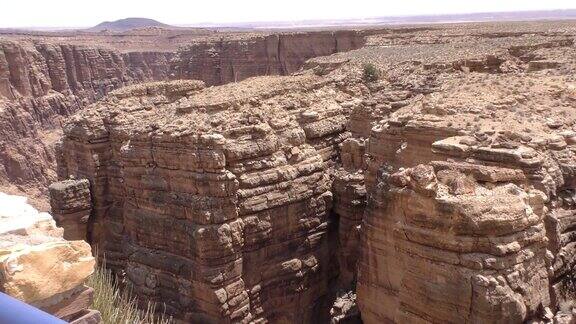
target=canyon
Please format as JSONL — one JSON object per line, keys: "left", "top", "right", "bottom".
{"left": 0, "top": 27, "right": 366, "bottom": 209}
{"left": 3, "top": 20, "right": 576, "bottom": 323}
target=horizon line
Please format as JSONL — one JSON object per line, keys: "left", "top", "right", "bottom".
{"left": 2, "top": 8, "right": 576, "bottom": 30}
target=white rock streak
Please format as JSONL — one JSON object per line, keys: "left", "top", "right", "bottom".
{"left": 0, "top": 192, "right": 53, "bottom": 235}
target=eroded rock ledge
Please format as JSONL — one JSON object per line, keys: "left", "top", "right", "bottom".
{"left": 0, "top": 30, "right": 366, "bottom": 208}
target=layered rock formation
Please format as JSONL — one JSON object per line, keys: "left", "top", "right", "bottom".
{"left": 49, "top": 179, "right": 92, "bottom": 241}
{"left": 0, "top": 41, "right": 174, "bottom": 209}
{"left": 315, "top": 25, "right": 576, "bottom": 323}
{"left": 0, "top": 192, "right": 99, "bottom": 322}
{"left": 350, "top": 44, "right": 576, "bottom": 322}
{"left": 51, "top": 21, "right": 576, "bottom": 323}
{"left": 175, "top": 31, "right": 365, "bottom": 85}
{"left": 358, "top": 163, "right": 550, "bottom": 322}
{"left": 54, "top": 73, "right": 360, "bottom": 322}
{"left": 0, "top": 30, "right": 366, "bottom": 208}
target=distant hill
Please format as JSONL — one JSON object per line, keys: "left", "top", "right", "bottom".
{"left": 88, "top": 18, "right": 172, "bottom": 32}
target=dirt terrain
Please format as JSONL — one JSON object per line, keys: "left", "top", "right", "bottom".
{"left": 42, "top": 20, "right": 576, "bottom": 323}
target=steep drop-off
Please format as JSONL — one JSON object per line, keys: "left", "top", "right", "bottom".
{"left": 0, "top": 40, "right": 174, "bottom": 208}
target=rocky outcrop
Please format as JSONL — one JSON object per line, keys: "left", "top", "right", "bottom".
{"left": 352, "top": 62, "right": 576, "bottom": 322}
{"left": 50, "top": 22, "right": 576, "bottom": 323}
{"left": 0, "top": 42, "right": 173, "bottom": 101}
{"left": 176, "top": 31, "right": 365, "bottom": 85}
{"left": 330, "top": 291, "right": 360, "bottom": 323}
{"left": 0, "top": 192, "right": 99, "bottom": 322}
{"left": 307, "top": 28, "right": 576, "bottom": 323}
{"left": 0, "top": 42, "right": 174, "bottom": 209}
{"left": 357, "top": 162, "right": 550, "bottom": 322}
{"left": 54, "top": 74, "right": 360, "bottom": 322}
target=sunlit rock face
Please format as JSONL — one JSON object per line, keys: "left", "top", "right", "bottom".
{"left": 0, "top": 30, "right": 366, "bottom": 209}
{"left": 357, "top": 163, "right": 550, "bottom": 323}
{"left": 54, "top": 74, "right": 359, "bottom": 322}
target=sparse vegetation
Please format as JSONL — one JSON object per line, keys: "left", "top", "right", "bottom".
{"left": 362, "top": 63, "right": 380, "bottom": 82}
{"left": 88, "top": 262, "right": 173, "bottom": 324}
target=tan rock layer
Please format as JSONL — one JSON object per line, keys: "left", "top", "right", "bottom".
{"left": 50, "top": 24, "right": 576, "bottom": 323}
{"left": 0, "top": 196, "right": 98, "bottom": 322}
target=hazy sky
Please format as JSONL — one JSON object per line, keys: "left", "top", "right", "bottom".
{"left": 2, "top": 0, "right": 575, "bottom": 27}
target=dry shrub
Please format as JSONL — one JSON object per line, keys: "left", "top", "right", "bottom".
{"left": 363, "top": 63, "right": 379, "bottom": 82}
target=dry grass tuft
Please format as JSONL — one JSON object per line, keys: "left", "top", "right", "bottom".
{"left": 87, "top": 262, "right": 173, "bottom": 324}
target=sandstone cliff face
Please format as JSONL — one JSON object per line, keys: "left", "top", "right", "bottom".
{"left": 55, "top": 74, "right": 360, "bottom": 322}
{"left": 49, "top": 179, "right": 92, "bottom": 241}
{"left": 0, "top": 30, "right": 365, "bottom": 208}
{"left": 0, "top": 41, "right": 174, "bottom": 209}
{"left": 307, "top": 27, "right": 576, "bottom": 323}
{"left": 0, "top": 42, "right": 172, "bottom": 101}
{"left": 358, "top": 162, "right": 550, "bottom": 323}
{"left": 176, "top": 31, "right": 365, "bottom": 85}
{"left": 350, "top": 37, "right": 576, "bottom": 322}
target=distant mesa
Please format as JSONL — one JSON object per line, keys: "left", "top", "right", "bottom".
{"left": 87, "top": 17, "right": 173, "bottom": 32}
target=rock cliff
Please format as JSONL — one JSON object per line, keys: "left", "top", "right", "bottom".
{"left": 340, "top": 30, "right": 576, "bottom": 323}
{"left": 0, "top": 41, "right": 174, "bottom": 209}
{"left": 175, "top": 31, "right": 364, "bottom": 85}
{"left": 52, "top": 21, "right": 576, "bottom": 323}
{"left": 55, "top": 74, "right": 358, "bottom": 322}
{"left": 49, "top": 179, "right": 92, "bottom": 241}
{"left": 325, "top": 24, "right": 576, "bottom": 323}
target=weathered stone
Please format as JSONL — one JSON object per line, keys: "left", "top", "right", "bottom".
{"left": 358, "top": 164, "right": 550, "bottom": 323}
{"left": 55, "top": 75, "right": 354, "bottom": 322}
{"left": 0, "top": 30, "right": 366, "bottom": 209}
{"left": 49, "top": 179, "right": 92, "bottom": 241}
{"left": 36, "top": 22, "right": 576, "bottom": 323}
